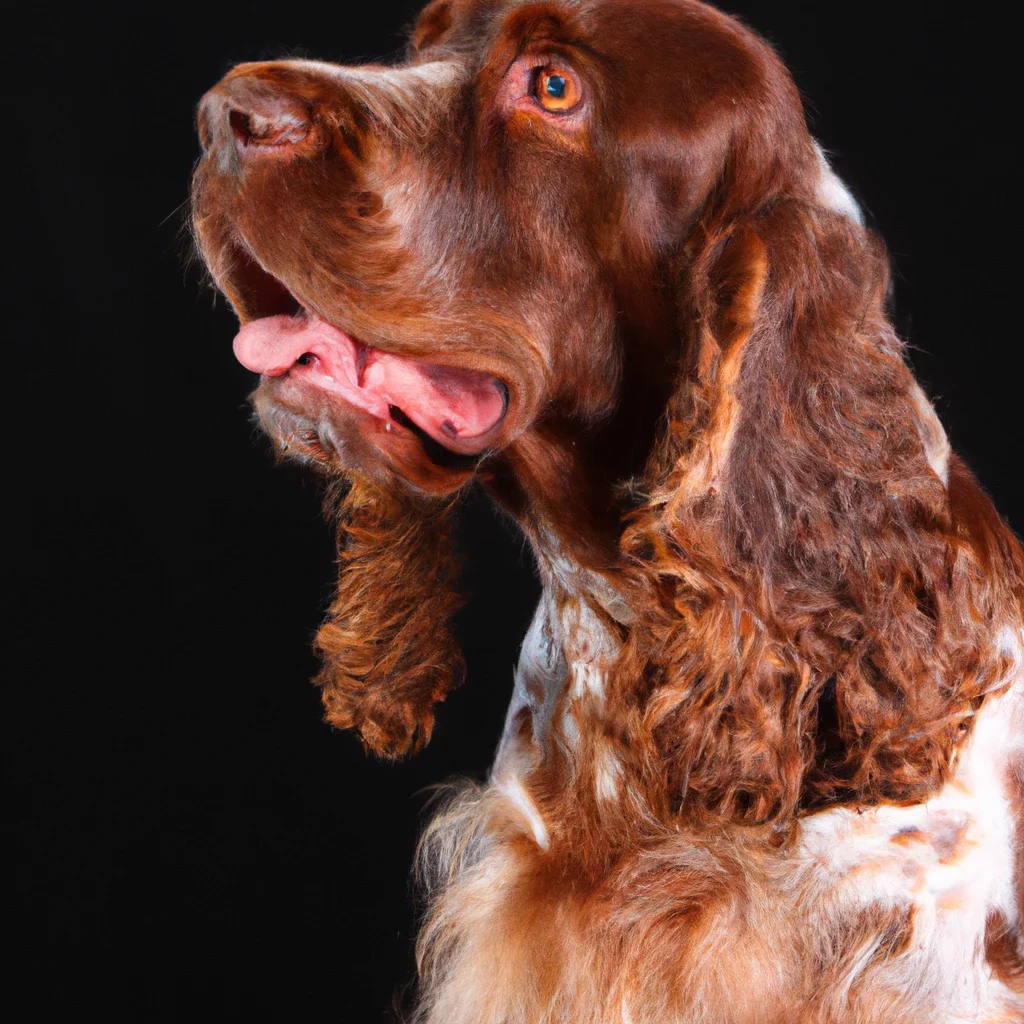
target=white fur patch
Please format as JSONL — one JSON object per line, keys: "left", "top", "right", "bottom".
{"left": 495, "top": 589, "right": 566, "bottom": 768}
{"left": 794, "top": 656, "right": 1023, "bottom": 1018}
{"left": 595, "top": 745, "right": 623, "bottom": 802}
{"left": 564, "top": 599, "right": 613, "bottom": 703}
{"left": 909, "top": 380, "right": 952, "bottom": 484}
{"left": 814, "top": 141, "right": 864, "bottom": 225}
{"left": 495, "top": 772, "right": 550, "bottom": 851}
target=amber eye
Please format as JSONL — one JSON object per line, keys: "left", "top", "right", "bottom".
{"left": 533, "top": 65, "right": 581, "bottom": 112}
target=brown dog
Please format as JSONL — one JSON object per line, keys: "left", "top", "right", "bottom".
{"left": 192, "top": 2, "right": 1024, "bottom": 1020}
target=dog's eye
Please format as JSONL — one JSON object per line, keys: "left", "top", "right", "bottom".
{"left": 533, "top": 65, "right": 580, "bottom": 112}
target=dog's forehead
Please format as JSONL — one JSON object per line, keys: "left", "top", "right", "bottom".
{"left": 411, "top": 0, "right": 708, "bottom": 55}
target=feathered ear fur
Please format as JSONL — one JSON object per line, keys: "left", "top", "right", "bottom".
{"left": 314, "top": 475, "right": 465, "bottom": 757}
{"left": 618, "top": 199, "right": 1020, "bottom": 826}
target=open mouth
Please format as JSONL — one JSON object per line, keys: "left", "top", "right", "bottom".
{"left": 227, "top": 255, "right": 509, "bottom": 458}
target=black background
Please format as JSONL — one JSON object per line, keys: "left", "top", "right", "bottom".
{"left": 10, "top": 1, "right": 1019, "bottom": 1018}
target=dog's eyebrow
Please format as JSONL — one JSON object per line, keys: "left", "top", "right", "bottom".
{"left": 488, "top": 3, "right": 607, "bottom": 72}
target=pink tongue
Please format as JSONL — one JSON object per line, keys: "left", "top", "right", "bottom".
{"left": 233, "top": 313, "right": 506, "bottom": 447}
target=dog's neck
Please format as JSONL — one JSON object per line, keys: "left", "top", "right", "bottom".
{"left": 480, "top": 306, "right": 681, "bottom": 573}
{"left": 492, "top": 526, "right": 628, "bottom": 788}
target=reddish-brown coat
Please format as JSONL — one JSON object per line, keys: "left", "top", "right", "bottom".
{"left": 192, "top": 1, "right": 1024, "bottom": 1018}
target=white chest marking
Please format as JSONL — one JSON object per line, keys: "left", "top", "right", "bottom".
{"left": 794, "top": 634, "right": 1023, "bottom": 1015}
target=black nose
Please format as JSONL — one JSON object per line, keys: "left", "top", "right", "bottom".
{"left": 198, "top": 73, "right": 314, "bottom": 163}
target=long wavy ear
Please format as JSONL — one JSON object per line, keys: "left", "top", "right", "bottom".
{"left": 314, "top": 475, "right": 464, "bottom": 758}
{"left": 619, "top": 200, "right": 1019, "bottom": 826}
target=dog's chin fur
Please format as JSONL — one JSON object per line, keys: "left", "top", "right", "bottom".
{"left": 314, "top": 474, "right": 465, "bottom": 758}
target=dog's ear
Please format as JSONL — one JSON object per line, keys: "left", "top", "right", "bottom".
{"left": 618, "top": 201, "right": 1014, "bottom": 825}
{"left": 314, "top": 476, "right": 464, "bottom": 757}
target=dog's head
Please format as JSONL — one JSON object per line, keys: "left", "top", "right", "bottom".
{"left": 193, "top": 0, "right": 1020, "bottom": 821}
{"left": 193, "top": 0, "right": 816, "bottom": 495}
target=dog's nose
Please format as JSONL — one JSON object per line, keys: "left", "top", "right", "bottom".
{"left": 198, "top": 72, "right": 315, "bottom": 162}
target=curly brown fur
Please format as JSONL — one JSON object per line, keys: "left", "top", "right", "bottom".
{"left": 192, "top": 0, "right": 1024, "bottom": 1018}
{"left": 315, "top": 476, "right": 464, "bottom": 757}
{"left": 613, "top": 201, "right": 1019, "bottom": 827}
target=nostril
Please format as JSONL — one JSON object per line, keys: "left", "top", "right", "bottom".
{"left": 229, "top": 109, "right": 256, "bottom": 146}
{"left": 227, "top": 106, "right": 310, "bottom": 151}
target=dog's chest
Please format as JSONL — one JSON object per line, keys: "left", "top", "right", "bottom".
{"left": 490, "top": 559, "right": 1024, "bottom": 1018}
{"left": 789, "top": 661, "right": 1023, "bottom": 1016}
